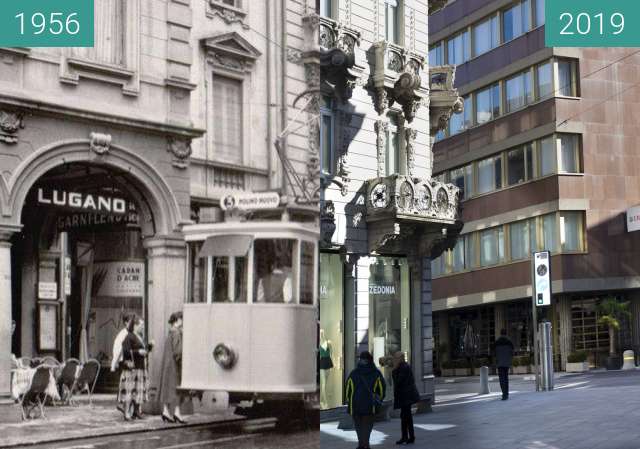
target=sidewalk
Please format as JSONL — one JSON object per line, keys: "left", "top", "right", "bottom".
{"left": 0, "top": 394, "right": 242, "bottom": 448}
{"left": 321, "top": 375, "right": 640, "bottom": 449}
{"left": 435, "top": 371, "right": 580, "bottom": 385}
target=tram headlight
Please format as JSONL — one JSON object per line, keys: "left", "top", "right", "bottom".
{"left": 213, "top": 343, "right": 237, "bottom": 369}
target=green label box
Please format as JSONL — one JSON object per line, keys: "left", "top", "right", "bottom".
{"left": 0, "top": 0, "right": 94, "bottom": 47}
{"left": 546, "top": 0, "right": 640, "bottom": 47}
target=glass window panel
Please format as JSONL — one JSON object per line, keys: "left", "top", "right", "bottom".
{"left": 452, "top": 238, "right": 465, "bottom": 272}
{"left": 477, "top": 156, "right": 501, "bottom": 194}
{"left": 450, "top": 164, "right": 473, "bottom": 200}
{"left": 557, "top": 60, "right": 575, "bottom": 96}
{"left": 476, "top": 85, "right": 499, "bottom": 125}
{"left": 558, "top": 134, "right": 579, "bottom": 173}
{"left": 449, "top": 109, "right": 464, "bottom": 136}
{"left": 300, "top": 241, "right": 315, "bottom": 304}
{"left": 560, "top": 212, "right": 582, "bottom": 251}
{"left": 213, "top": 76, "right": 243, "bottom": 164}
{"left": 463, "top": 95, "right": 473, "bottom": 128}
{"left": 480, "top": 228, "right": 503, "bottom": 266}
{"left": 525, "top": 143, "right": 534, "bottom": 180}
{"left": 542, "top": 214, "right": 557, "bottom": 252}
{"left": 506, "top": 73, "right": 525, "bottom": 112}
{"left": 539, "top": 136, "right": 556, "bottom": 176}
{"left": 508, "top": 147, "right": 526, "bottom": 186}
{"left": 491, "top": 84, "right": 501, "bottom": 119}
{"left": 386, "top": 114, "right": 401, "bottom": 175}
{"left": 510, "top": 220, "right": 530, "bottom": 260}
{"left": 321, "top": 114, "right": 333, "bottom": 173}
{"left": 535, "top": 0, "right": 545, "bottom": 26}
{"left": 431, "top": 256, "right": 442, "bottom": 277}
{"left": 503, "top": 0, "right": 530, "bottom": 42}
{"left": 385, "top": 0, "right": 399, "bottom": 44}
{"left": 447, "top": 31, "right": 470, "bottom": 65}
{"left": 537, "top": 62, "right": 553, "bottom": 100}
{"left": 254, "top": 239, "right": 295, "bottom": 303}
{"left": 530, "top": 218, "right": 538, "bottom": 252}
{"left": 524, "top": 70, "right": 534, "bottom": 104}
{"left": 465, "top": 234, "right": 477, "bottom": 268}
{"left": 473, "top": 16, "right": 498, "bottom": 56}
{"left": 429, "top": 44, "right": 444, "bottom": 66}
{"left": 494, "top": 154, "right": 502, "bottom": 190}
{"left": 320, "top": 0, "right": 332, "bottom": 17}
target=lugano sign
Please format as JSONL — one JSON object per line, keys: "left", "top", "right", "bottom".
{"left": 37, "top": 188, "right": 128, "bottom": 214}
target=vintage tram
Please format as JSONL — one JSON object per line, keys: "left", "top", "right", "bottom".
{"left": 180, "top": 202, "right": 318, "bottom": 414}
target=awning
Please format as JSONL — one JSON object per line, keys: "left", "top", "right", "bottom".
{"left": 198, "top": 235, "right": 253, "bottom": 258}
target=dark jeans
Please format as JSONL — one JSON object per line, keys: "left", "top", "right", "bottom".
{"left": 400, "top": 405, "right": 415, "bottom": 440}
{"left": 498, "top": 366, "right": 509, "bottom": 398}
{"left": 352, "top": 414, "right": 375, "bottom": 448}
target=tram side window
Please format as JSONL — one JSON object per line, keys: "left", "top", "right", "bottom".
{"left": 189, "top": 242, "right": 207, "bottom": 303}
{"left": 300, "top": 241, "right": 315, "bottom": 305}
{"left": 254, "top": 239, "right": 294, "bottom": 303}
{"left": 211, "top": 256, "right": 248, "bottom": 303}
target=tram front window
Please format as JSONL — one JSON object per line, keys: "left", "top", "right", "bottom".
{"left": 300, "top": 241, "right": 315, "bottom": 305}
{"left": 254, "top": 239, "right": 294, "bottom": 303}
{"left": 211, "top": 256, "right": 248, "bottom": 303}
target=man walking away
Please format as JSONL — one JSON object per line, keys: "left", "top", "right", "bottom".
{"left": 392, "top": 352, "right": 420, "bottom": 445}
{"left": 345, "top": 351, "right": 386, "bottom": 449}
{"left": 495, "top": 329, "right": 514, "bottom": 400}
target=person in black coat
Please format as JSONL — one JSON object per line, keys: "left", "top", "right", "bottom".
{"left": 494, "top": 329, "right": 514, "bottom": 400}
{"left": 392, "top": 352, "right": 420, "bottom": 445}
{"left": 345, "top": 351, "right": 386, "bottom": 449}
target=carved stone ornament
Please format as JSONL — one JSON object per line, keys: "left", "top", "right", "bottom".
{"left": 429, "top": 65, "right": 464, "bottom": 135}
{"left": 203, "top": 32, "right": 262, "bottom": 74}
{"left": 0, "top": 111, "right": 24, "bottom": 144}
{"left": 374, "top": 120, "right": 388, "bottom": 177}
{"left": 168, "top": 138, "right": 192, "bottom": 169}
{"left": 208, "top": 1, "right": 249, "bottom": 30}
{"left": 319, "top": 18, "right": 362, "bottom": 102}
{"left": 320, "top": 200, "right": 336, "bottom": 248}
{"left": 370, "top": 42, "right": 427, "bottom": 122}
{"left": 89, "top": 132, "right": 112, "bottom": 155}
{"left": 404, "top": 127, "right": 417, "bottom": 179}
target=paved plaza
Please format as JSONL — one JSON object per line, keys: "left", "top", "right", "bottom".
{"left": 321, "top": 371, "right": 640, "bottom": 449}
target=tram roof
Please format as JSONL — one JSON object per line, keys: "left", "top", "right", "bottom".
{"left": 182, "top": 220, "right": 319, "bottom": 242}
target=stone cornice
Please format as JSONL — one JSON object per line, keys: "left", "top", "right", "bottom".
{"left": 0, "top": 91, "right": 204, "bottom": 139}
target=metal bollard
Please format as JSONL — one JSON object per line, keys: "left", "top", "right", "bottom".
{"left": 622, "top": 350, "right": 635, "bottom": 370}
{"left": 479, "top": 366, "right": 490, "bottom": 395}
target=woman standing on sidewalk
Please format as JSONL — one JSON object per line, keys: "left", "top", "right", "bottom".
{"left": 118, "top": 315, "right": 150, "bottom": 421}
{"left": 159, "top": 311, "right": 187, "bottom": 424}
{"left": 392, "top": 352, "right": 420, "bottom": 445}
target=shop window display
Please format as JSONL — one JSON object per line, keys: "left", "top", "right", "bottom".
{"left": 369, "top": 257, "right": 410, "bottom": 402}
{"left": 319, "top": 253, "right": 344, "bottom": 410}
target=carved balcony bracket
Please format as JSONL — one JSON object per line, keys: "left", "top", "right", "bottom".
{"left": 89, "top": 132, "right": 111, "bottom": 155}
{"left": 429, "top": 65, "right": 463, "bottom": 135}
{"left": 0, "top": 111, "right": 24, "bottom": 144}
{"left": 320, "top": 200, "right": 337, "bottom": 249}
{"left": 365, "top": 174, "right": 463, "bottom": 254}
{"left": 167, "top": 137, "right": 192, "bottom": 169}
{"left": 320, "top": 17, "right": 362, "bottom": 102}
{"left": 369, "top": 42, "right": 427, "bottom": 121}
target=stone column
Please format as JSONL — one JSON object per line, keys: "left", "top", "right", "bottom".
{"left": 0, "top": 229, "right": 16, "bottom": 396}
{"left": 556, "top": 295, "right": 573, "bottom": 371}
{"left": 494, "top": 303, "right": 506, "bottom": 339}
{"left": 142, "top": 235, "right": 187, "bottom": 414}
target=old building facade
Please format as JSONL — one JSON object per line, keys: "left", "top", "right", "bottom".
{"left": 430, "top": 0, "right": 640, "bottom": 372}
{"left": 319, "top": 0, "right": 461, "bottom": 414}
{"left": 0, "top": 0, "right": 319, "bottom": 411}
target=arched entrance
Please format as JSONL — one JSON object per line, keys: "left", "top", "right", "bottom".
{"left": 1, "top": 140, "right": 187, "bottom": 400}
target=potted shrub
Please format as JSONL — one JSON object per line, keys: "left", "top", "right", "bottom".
{"left": 597, "top": 297, "right": 631, "bottom": 370}
{"left": 566, "top": 350, "right": 589, "bottom": 372}
{"left": 440, "top": 360, "right": 455, "bottom": 377}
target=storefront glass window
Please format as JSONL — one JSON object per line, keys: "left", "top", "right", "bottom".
{"left": 506, "top": 301, "right": 533, "bottom": 354}
{"left": 319, "top": 253, "right": 344, "bottom": 410}
{"left": 369, "top": 257, "right": 410, "bottom": 402}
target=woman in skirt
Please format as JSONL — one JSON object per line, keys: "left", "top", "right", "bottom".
{"left": 118, "top": 315, "right": 150, "bottom": 421}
